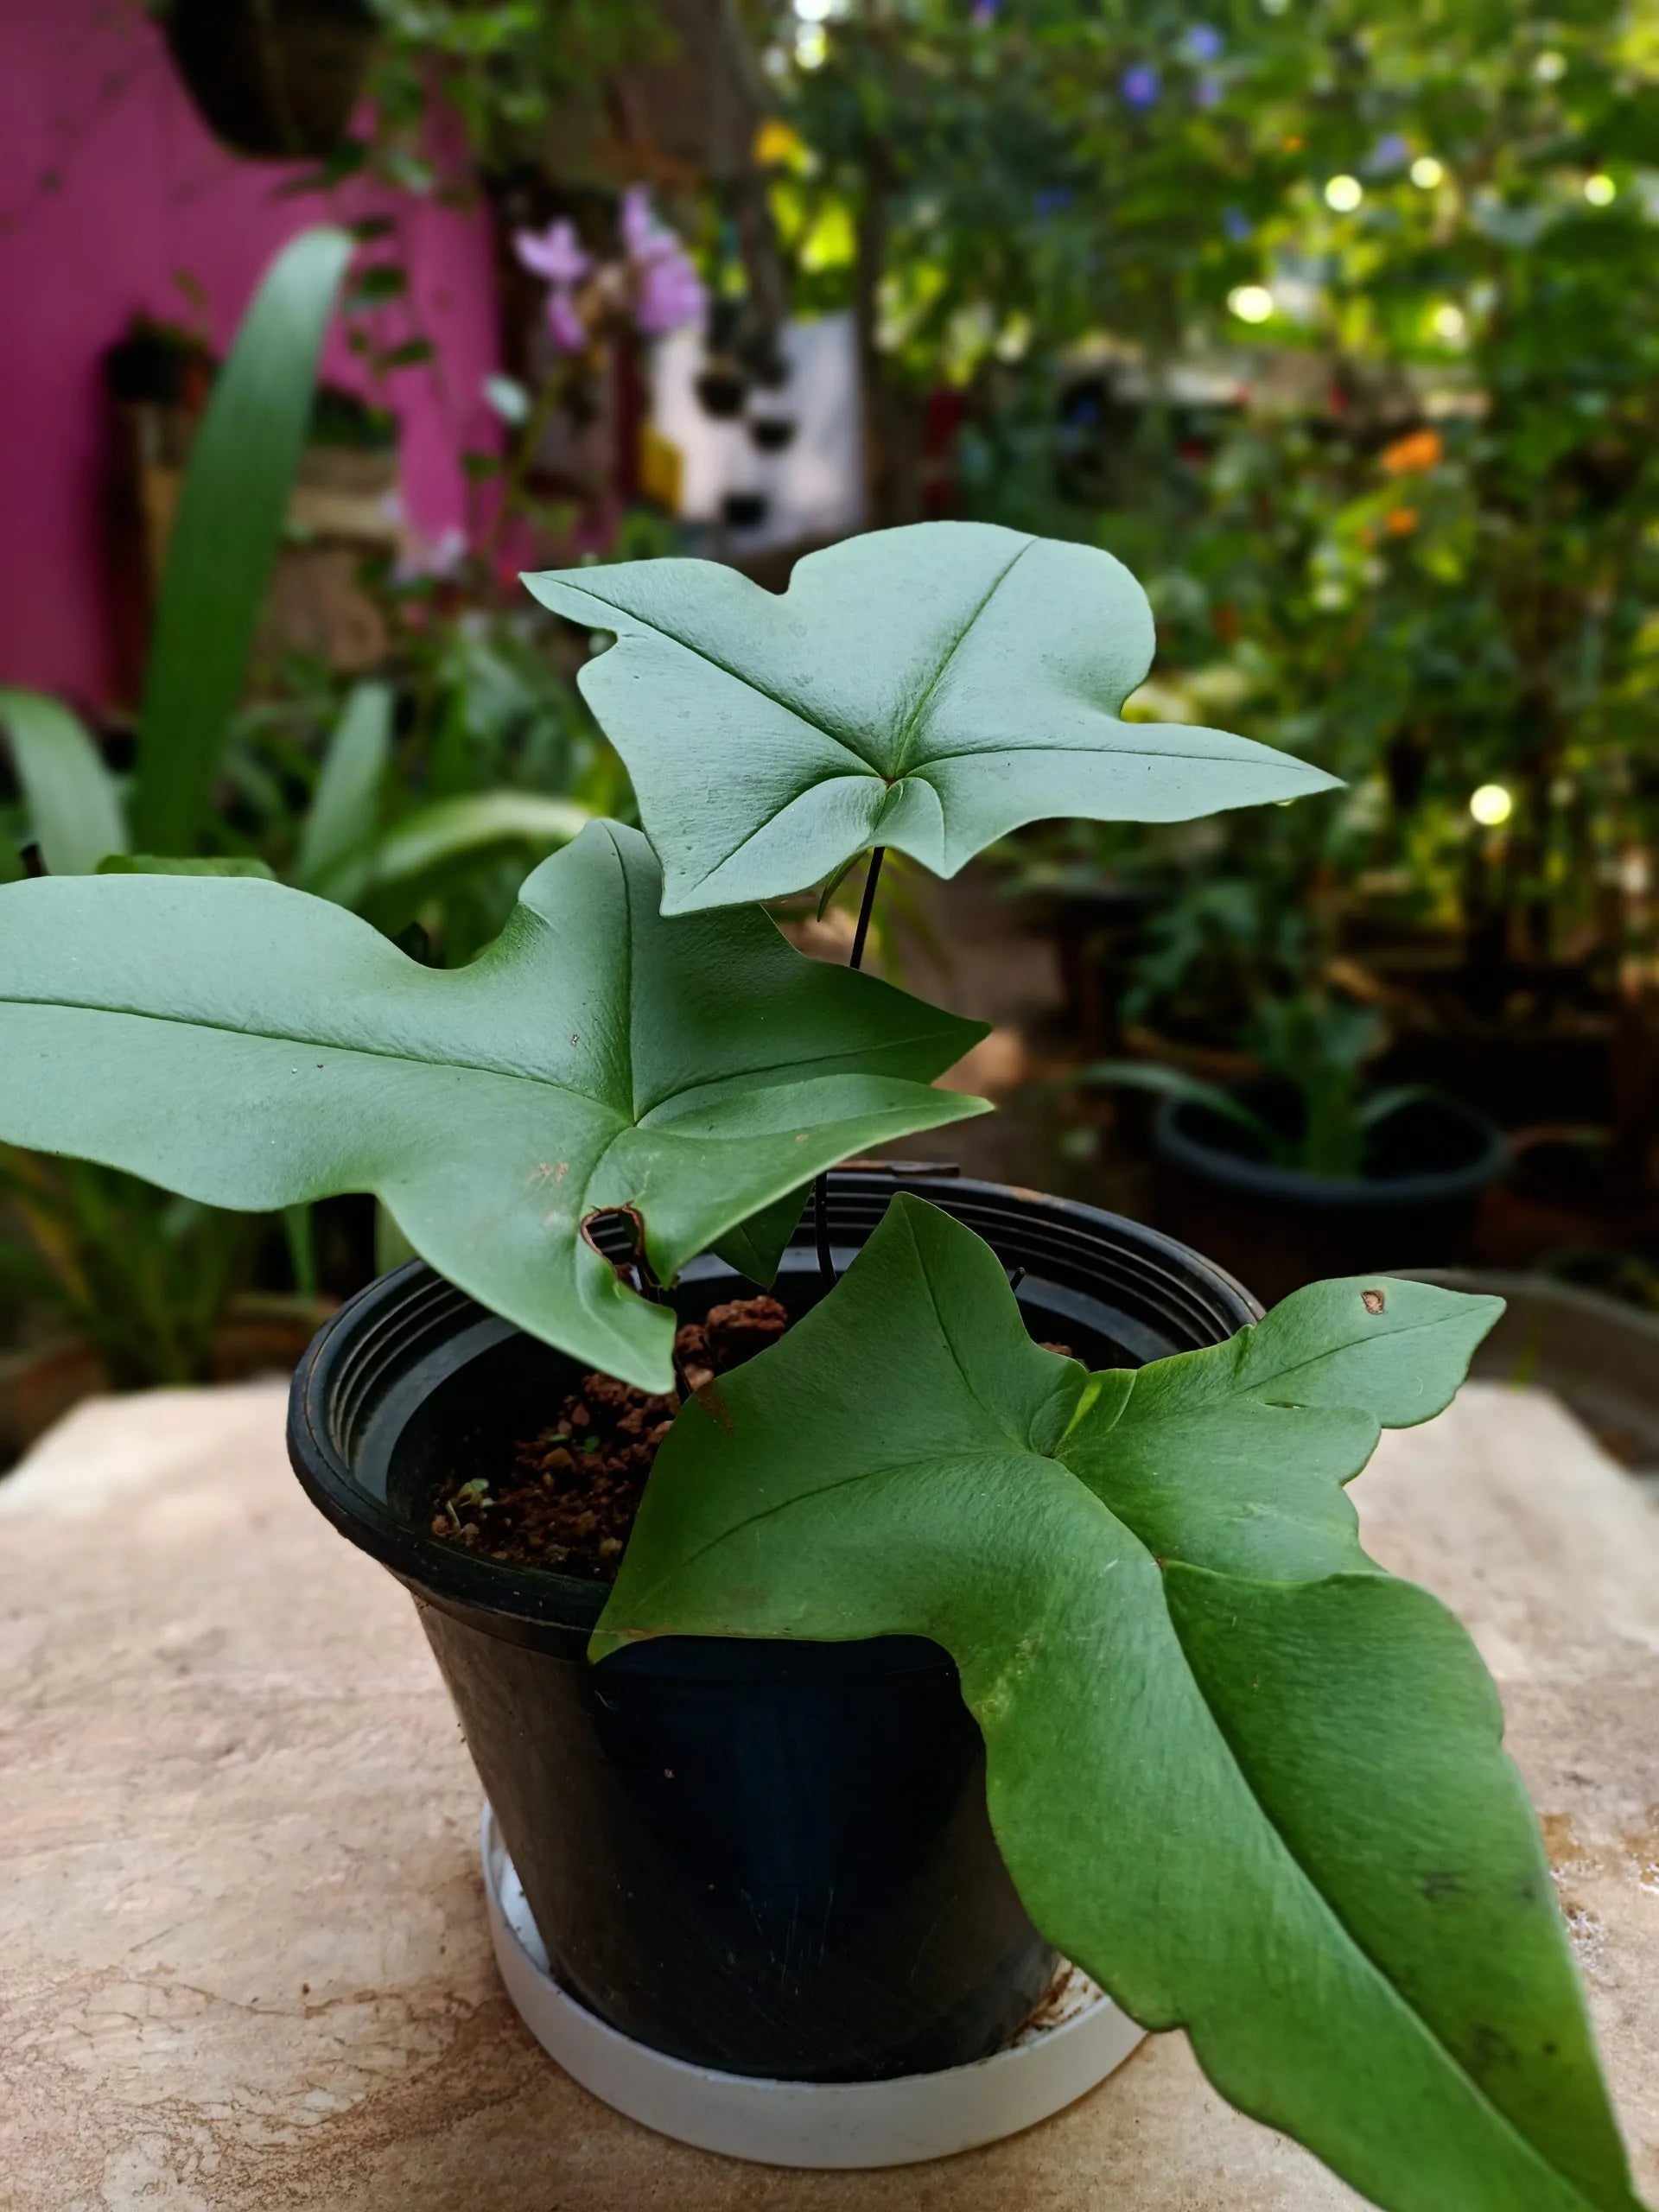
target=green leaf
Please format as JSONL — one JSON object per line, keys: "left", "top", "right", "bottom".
{"left": 135, "top": 226, "right": 354, "bottom": 856}
{"left": 347, "top": 791, "right": 592, "bottom": 899}
{"left": 0, "top": 690, "right": 128, "bottom": 874}
{"left": 97, "top": 854, "right": 276, "bottom": 880}
{"left": 523, "top": 524, "right": 1342, "bottom": 914}
{"left": 0, "top": 824, "right": 988, "bottom": 1391}
{"left": 295, "top": 680, "right": 394, "bottom": 893}
{"left": 1067, "top": 1055, "right": 1273, "bottom": 1147}
{"left": 707, "top": 1185, "right": 808, "bottom": 1283}
{"left": 595, "top": 1198, "right": 1643, "bottom": 2212}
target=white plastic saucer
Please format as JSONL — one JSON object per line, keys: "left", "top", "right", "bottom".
{"left": 480, "top": 1802, "right": 1145, "bottom": 2169}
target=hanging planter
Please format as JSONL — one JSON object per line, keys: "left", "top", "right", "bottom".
{"left": 160, "top": 0, "right": 380, "bottom": 162}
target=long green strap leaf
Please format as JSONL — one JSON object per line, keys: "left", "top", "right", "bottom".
{"left": 295, "top": 679, "right": 394, "bottom": 893}
{"left": 134, "top": 226, "right": 353, "bottom": 856}
{"left": 0, "top": 690, "right": 128, "bottom": 875}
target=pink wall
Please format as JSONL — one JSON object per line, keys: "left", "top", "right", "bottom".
{"left": 0, "top": 0, "right": 503, "bottom": 709}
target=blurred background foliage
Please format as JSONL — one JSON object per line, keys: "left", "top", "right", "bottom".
{"left": 2, "top": 0, "right": 1658, "bottom": 1439}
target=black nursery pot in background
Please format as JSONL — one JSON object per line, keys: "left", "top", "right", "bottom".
{"left": 288, "top": 1171, "right": 1259, "bottom": 2083}
{"left": 1152, "top": 1090, "right": 1508, "bottom": 1308}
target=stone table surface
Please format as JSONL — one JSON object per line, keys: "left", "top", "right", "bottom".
{"left": 2, "top": 1378, "right": 1656, "bottom": 2212}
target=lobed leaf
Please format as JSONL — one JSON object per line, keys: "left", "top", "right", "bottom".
{"left": 524, "top": 522, "right": 1342, "bottom": 914}
{"left": 0, "top": 824, "right": 987, "bottom": 1391}
{"left": 595, "top": 1197, "right": 1641, "bottom": 2212}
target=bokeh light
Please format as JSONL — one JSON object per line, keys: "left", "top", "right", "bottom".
{"left": 1324, "top": 175, "right": 1363, "bottom": 213}
{"left": 1469, "top": 785, "right": 1514, "bottom": 828}
{"left": 1228, "top": 284, "right": 1275, "bottom": 324}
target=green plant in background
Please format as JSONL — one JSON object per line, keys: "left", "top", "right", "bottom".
{"left": 0, "top": 522, "right": 1643, "bottom": 2211}
{"left": 0, "top": 225, "right": 610, "bottom": 1389}
{"left": 765, "top": 0, "right": 1659, "bottom": 1098}
{"left": 1075, "top": 994, "right": 1433, "bottom": 1182}
{"left": 136, "top": 228, "right": 356, "bottom": 855}
{"left": 0, "top": 228, "right": 352, "bottom": 881}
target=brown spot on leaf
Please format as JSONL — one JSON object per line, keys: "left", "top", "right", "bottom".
{"left": 698, "top": 1382, "right": 736, "bottom": 1435}
{"left": 1362, "top": 1287, "right": 1386, "bottom": 1314}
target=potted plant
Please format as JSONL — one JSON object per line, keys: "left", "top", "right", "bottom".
{"left": 160, "top": 0, "right": 381, "bottom": 162}
{"left": 0, "top": 524, "right": 1641, "bottom": 2207}
{"left": 1072, "top": 991, "right": 1508, "bottom": 1303}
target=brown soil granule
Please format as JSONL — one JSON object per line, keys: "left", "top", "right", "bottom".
{"left": 429, "top": 1295, "right": 789, "bottom": 1581}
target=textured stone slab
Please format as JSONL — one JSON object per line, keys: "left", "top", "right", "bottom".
{"left": 1, "top": 1379, "right": 1655, "bottom": 2211}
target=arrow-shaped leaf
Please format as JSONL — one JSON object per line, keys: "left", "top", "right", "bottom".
{"left": 596, "top": 1197, "right": 1643, "bottom": 2212}
{"left": 524, "top": 523, "right": 1342, "bottom": 914}
{"left": 0, "top": 825, "right": 987, "bottom": 1389}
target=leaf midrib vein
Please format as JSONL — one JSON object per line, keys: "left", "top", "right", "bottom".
{"left": 888, "top": 538, "right": 1034, "bottom": 775}
{"left": 1, "top": 990, "right": 633, "bottom": 1117}
{"left": 552, "top": 578, "right": 888, "bottom": 775}
{"left": 639, "top": 1023, "right": 976, "bottom": 1123}
{"left": 1163, "top": 1571, "right": 1606, "bottom": 2209}
{"left": 910, "top": 740, "right": 1334, "bottom": 777}
{"left": 1241, "top": 1312, "right": 1484, "bottom": 1402}
{"left": 603, "top": 1441, "right": 1048, "bottom": 1626}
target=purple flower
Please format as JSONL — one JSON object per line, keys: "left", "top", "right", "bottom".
{"left": 635, "top": 250, "right": 705, "bottom": 335}
{"left": 1367, "top": 132, "right": 1410, "bottom": 173}
{"left": 1120, "top": 63, "right": 1161, "bottom": 110}
{"left": 1195, "top": 73, "right": 1222, "bottom": 108}
{"left": 1184, "top": 24, "right": 1224, "bottom": 63}
{"left": 513, "top": 219, "right": 590, "bottom": 287}
{"left": 620, "top": 186, "right": 675, "bottom": 262}
{"left": 620, "top": 185, "right": 705, "bottom": 337}
{"left": 1223, "top": 206, "right": 1253, "bottom": 242}
{"left": 545, "top": 288, "right": 588, "bottom": 353}
{"left": 972, "top": 0, "right": 1001, "bottom": 20}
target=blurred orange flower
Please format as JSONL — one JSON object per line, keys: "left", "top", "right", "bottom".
{"left": 1380, "top": 429, "right": 1443, "bottom": 476}
{"left": 754, "top": 119, "right": 804, "bottom": 165}
{"left": 1384, "top": 506, "right": 1420, "bottom": 536}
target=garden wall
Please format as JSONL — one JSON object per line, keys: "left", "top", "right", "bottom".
{"left": 0, "top": 0, "right": 500, "bottom": 709}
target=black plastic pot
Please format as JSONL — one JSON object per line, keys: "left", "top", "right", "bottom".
{"left": 162, "top": 0, "right": 379, "bottom": 162}
{"left": 1153, "top": 1090, "right": 1508, "bottom": 1306}
{"left": 288, "top": 1171, "right": 1257, "bottom": 2082}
